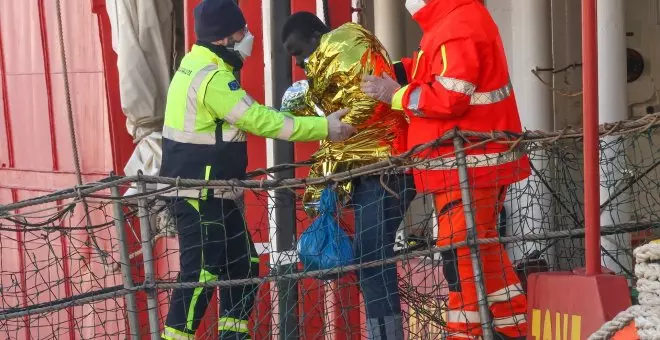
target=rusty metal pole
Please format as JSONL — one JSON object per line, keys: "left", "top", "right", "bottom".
{"left": 137, "top": 174, "right": 161, "bottom": 340}
{"left": 453, "top": 136, "right": 494, "bottom": 340}
{"left": 110, "top": 185, "right": 140, "bottom": 340}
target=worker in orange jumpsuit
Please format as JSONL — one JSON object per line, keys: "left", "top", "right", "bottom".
{"left": 361, "top": 0, "right": 530, "bottom": 338}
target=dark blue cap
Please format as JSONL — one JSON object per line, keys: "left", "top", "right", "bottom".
{"left": 194, "top": 0, "right": 246, "bottom": 42}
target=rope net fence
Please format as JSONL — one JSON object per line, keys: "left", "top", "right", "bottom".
{"left": 0, "top": 114, "right": 659, "bottom": 339}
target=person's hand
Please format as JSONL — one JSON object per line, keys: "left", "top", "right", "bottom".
{"left": 326, "top": 108, "right": 357, "bottom": 142}
{"left": 360, "top": 73, "right": 401, "bottom": 104}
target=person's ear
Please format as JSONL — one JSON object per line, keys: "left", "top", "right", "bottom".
{"left": 213, "top": 37, "right": 230, "bottom": 46}
{"left": 310, "top": 31, "right": 323, "bottom": 45}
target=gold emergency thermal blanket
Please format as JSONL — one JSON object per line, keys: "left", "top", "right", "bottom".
{"left": 281, "top": 23, "right": 408, "bottom": 217}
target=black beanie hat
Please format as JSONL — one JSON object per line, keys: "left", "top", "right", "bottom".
{"left": 194, "top": 0, "right": 246, "bottom": 42}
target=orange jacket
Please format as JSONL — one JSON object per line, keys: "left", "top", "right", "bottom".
{"left": 392, "top": 0, "right": 530, "bottom": 193}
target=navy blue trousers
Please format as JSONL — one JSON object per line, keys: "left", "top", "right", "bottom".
{"left": 163, "top": 198, "right": 258, "bottom": 340}
{"left": 350, "top": 174, "right": 416, "bottom": 340}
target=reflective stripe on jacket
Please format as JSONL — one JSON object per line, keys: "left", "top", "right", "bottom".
{"left": 160, "top": 43, "right": 329, "bottom": 199}
{"left": 391, "top": 0, "right": 530, "bottom": 192}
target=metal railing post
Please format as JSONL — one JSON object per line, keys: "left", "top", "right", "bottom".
{"left": 137, "top": 174, "right": 161, "bottom": 340}
{"left": 453, "top": 136, "right": 494, "bottom": 340}
{"left": 269, "top": 0, "right": 299, "bottom": 338}
{"left": 110, "top": 185, "right": 141, "bottom": 339}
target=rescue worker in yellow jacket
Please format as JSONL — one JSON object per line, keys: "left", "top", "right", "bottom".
{"left": 158, "top": 1, "right": 355, "bottom": 339}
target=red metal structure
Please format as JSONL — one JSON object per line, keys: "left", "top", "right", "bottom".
{"left": 0, "top": 0, "right": 132, "bottom": 337}
{"left": 581, "top": 0, "right": 601, "bottom": 277}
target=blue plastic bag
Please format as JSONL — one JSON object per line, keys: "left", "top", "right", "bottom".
{"left": 297, "top": 188, "right": 354, "bottom": 275}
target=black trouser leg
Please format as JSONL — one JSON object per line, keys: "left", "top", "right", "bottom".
{"left": 163, "top": 198, "right": 218, "bottom": 339}
{"left": 162, "top": 198, "right": 258, "bottom": 340}
{"left": 211, "top": 199, "right": 259, "bottom": 340}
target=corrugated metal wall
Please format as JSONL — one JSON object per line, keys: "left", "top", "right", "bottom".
{"left": 0, "top": 0, "right": 131, "bottom": 338}
{"left": 0, "top": 0, "right": 114, "bottom": 187}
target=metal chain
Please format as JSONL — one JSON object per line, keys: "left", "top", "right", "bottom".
{"left": 54, "top": 0, "right": 107, "bottom": 264}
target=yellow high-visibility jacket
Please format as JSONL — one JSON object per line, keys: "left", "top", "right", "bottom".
{"left": 160, "top": 43, "right": 328, "bottom": 199}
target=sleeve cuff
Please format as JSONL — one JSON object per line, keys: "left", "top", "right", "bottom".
{"left": 392, "top": 62, "right": 409, "bottom": 86}
{"left": 291, "top": 116, "right": 328, "bottom": 141}
{"left": 391, "top": 85, "right": 408, "bottom": 111}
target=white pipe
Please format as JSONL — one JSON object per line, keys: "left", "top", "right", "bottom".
{"left": 507, "top": 0, "right": 554, "bottom": 264}
{"left": 373, "top": 0, "right": 406, "bottom": 61}
{"left": 261, "top": 1, "right": 282, "bottom": 335}
{"left": 316, "top": 0, "right": 326, "bottom": 24}
{"left": 597, "top": 0, "right": 633, "bottom": 276}
{"left": 262, "top": 0, "right": 278, "bottom": 267}
{"left": 510, "top": 0, "right": 553, "bottom": 142}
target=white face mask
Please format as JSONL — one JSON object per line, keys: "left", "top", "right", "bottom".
{"left": 405, "top": 0, "right": 427, "bottom": 16}
{"left": 232, "top": 31, "right": 254, "bottom": 59}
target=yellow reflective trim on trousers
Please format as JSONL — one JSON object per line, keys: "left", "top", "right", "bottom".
{"left": 440, "top": 44, "right": 448, "bottom": 77}
{"left": 201, "top": 165, "right": 211, "bottom": 200}
{"left": 186, "top": 199, "right": 200, "bottom": 212}
{"left": 162, "top": 326, "right": 195, "bottom": 340}
{"left": 412, "top": 50, "right": 424, "bottom": 79}
{"left": 186, "top": 269, "right": 219, "bottom": 331}
{"left": 218, "top": 317, "right": 249, "bottom": 333}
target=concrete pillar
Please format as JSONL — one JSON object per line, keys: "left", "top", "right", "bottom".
{"left": 373, "top": 0, "right": 406, "bottom": 60}
{"left": 507, "top": 0, "right": 555, "bottom": 263}
{"left": 597, "top": 0, "right": 633, "bottom": 276}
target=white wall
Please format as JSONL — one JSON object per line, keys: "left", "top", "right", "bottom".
{"left": 362, "top": 0, "right": 422, "bottom": 56}
{"left": 488, "top": 0, "right": 660, "bottom": 271}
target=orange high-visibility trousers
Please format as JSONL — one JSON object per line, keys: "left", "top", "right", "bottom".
{"left": 435, "top": 187, "right": 528, "bottom": 339}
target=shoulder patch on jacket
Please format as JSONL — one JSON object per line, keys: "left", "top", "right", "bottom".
{"left": 228, "top": 80, "right": 240, "bottom": 91}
